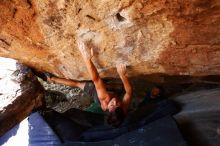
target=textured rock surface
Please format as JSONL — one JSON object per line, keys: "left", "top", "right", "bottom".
{"left": 0, "top": 0, "right": 219, "bottom": 80}
{"left": 0, "top": 57, "right": 44, "bottom": 136}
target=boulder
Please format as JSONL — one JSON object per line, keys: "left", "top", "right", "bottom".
{"left": 0, "top": 0, "right": 219, "bottom": 80}
{"left": 0, "top": 57, "right": 45, "bottom": 136}
{"left": 174, "top": 88, "right": 220, "bottom": 146}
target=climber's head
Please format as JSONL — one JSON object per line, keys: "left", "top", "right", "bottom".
{"left": 106, "top": 106, "right": 125, "bottom": 128}
{"left": 106, "top": 94, "right": 125, "bottom": 127}
{"left": 107, "top": 96, "right": 122, "bottom": 112}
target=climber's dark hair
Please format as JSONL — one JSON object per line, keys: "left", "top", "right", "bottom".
{"left": 106, "top": 107, "right": 125, "bottom": 128}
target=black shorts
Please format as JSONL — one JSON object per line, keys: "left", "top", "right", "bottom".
{"left": 84, "top": 82, "right": 100, "bottom": 104}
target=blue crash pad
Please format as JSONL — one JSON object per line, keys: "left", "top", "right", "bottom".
{"left": 42, "top": 100, "right": 180, "bottom": 142}
{"left": 0, "top": 114, "right": 187, "bottom": 146}
{"left": 0, "top": 100, "right": 186, "bottom": 146}
{"left": 65, "top": 116, "right": 187, "bottom": 146}
{"left": 0, "top": 112, "right": 61, "bottom": 146}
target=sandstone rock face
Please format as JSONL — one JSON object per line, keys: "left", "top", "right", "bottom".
{"left": 0, "top": 0, "right": 219, "bottom": 80}
{"left": 0, "top": 57, "right": 44, "bottom": 136}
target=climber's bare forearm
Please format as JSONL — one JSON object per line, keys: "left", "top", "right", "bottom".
{"left": 120, "top": 74, "right": 132, "bottom": 96}
{"left": 84, "top": 59, "right": 100, "bottom": 82}
{"left": 84, "top": 59, "right": 109, "bottom": 100}
{"left": 120, "top": 74, "right": 132, "bottom": 113}
{"left": 116, "top": 64, "right": 132, "bottom": 113}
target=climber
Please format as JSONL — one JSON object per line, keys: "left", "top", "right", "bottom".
{"left": 47, "top": 40, "right": 132, "bottom": 127}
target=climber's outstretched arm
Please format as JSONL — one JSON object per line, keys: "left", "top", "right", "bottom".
{"left": 77, "top": 40, "right": 110, "bottom": 103}
{"left": 116, "top": 64, "right": 132, "bottom": 113}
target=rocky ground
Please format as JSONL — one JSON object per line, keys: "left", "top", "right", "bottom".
{"left": 40, "top": 79, "right": 92, "bottom": 113}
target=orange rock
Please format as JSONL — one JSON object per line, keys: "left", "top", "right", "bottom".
{"left": 0, "top": 0, "right": 219, "bottom": 80}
